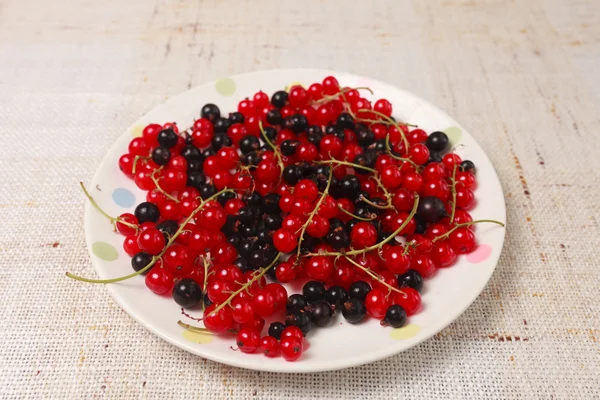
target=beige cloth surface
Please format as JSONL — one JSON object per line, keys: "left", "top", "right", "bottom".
{"left": 1, "top": 0, "right": 599, "bottom": 398}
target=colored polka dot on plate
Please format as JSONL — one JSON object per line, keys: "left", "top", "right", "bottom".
{"left": 92, "top": 242, "right": 118, "bottom": 261}
{"left": 215, "top": 77, "right": 236, "bottom": 96}
{"left": 390, "top": 324, "right": 421, "bottom": 340}
{"left": 466, "top": 244, "right": 492, "bottom": 263}
{"left": 112, "top": 188, "right": 136, "bottom": 208}
{"left": 130, "top": 124, "right": 144, "bottom": 138}
{"left": 183, "top": 329, "right": 214, "bottom": 344}
{"left": 443, "top": 126, "right": 462, "bottom": 146}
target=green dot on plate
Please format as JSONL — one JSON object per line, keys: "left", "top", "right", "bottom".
{"left": 215, "top": 77, "right": 236, "bottom": 96}
{"left": 92, "top": 242, "right": 118, "bottom": 261}
{"left": 443, "top": 126, "right": 462, "bottom": 146}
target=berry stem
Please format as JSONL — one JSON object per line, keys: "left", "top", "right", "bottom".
{"left": 259, "top": 121, "right": 285, "bottom": 180}
{"left": 337, "top": 205, "right": 376, "bottom": 221}
{"left": 177, "top": 321, "right": 213, "bottom": 334}
{"left": 79, "top": 182, "right": 137, "bottom": 230}
{"left": 296, "top": 167, "right": 334, "bottom": 259}
{"left": 432, "top": 219, "right": 506, "bottom": 243}
{"left": 449, "top": 163, "right": 458, "bottom": 223}
{"left": 150, "top": 175, "right": 180, "bottom": 203}
{"left": 358, "top": 195, "right": 393, "bottom": 210}
{"left": 316, "top": 159, "right": 377, "bottom": 174}
{"left": 66, "top": 188, "right": 234, "bottom": 284}
{"left": 312, "top": 86, "right": 374, "bottom": 105}
{"left": 343, "top": 256, "right": 404, "bottom": 296}
{"left": 201, "top": 252, "right": 282, "bottom": 319}
{"left": 132, "top": 155, "right": 149, "bottom": 174}
{"left": 384, "top": 135, "right": 419, "bottom": 169}
{"left": 308, "top": 195, "right": 420, "bottom": 257}
{"left": 357, "top": 109, "right": 411, "bottom": 151}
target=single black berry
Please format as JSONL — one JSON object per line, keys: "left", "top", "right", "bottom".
{"left": 342, "top": 298, "right": 367, "bottom": 324}
{"left": 131, "top": 252, "right": 152, "bottom": 274}
{"left": 384, "top": 305, "right": 407, "bottom": 328}
{"left": 353, "top": 154, "right": 372, "bottom": 174}
{"left": 356, "top": 127, "right": 375, "bottom": 147}
{"left": 234, "top": 257, "right": 253, "bottom": 273}
{"left": 238, "top": 238, "right": 257, "bottom": 258}
{"left": 157, "top": 128, "right": 178, "bottom": 148}
{"left": 172, "top": 279, "right": 203, "bottom": 308}
{"left": 307, "top": 301, "right": 333, "bottom": 327}
{"left": 302, "top": 281, "right": 326, "bottom": 303}
{"left": 428, "top": 151, "right": 443, "bottom": 164}
{"left": 328, "top": 230, "right": 350, "bottom": 249}
{"left": 199, "top": 184, "right": 216, "bottom": 199}
{"left": 187, "top": 172, "right": 206, "bottom": 190}
{"left": 211, "top": 133, "right": 231, "bottom": 151}
{"left": 340, "top": 175, "right": 361, "bottom": 200}
{"left": 261, "top": 193, "right": 281, "bottom": 214}
{"left": 289, "top": 114, "right": 308, "bottom": 134}
{"left": 228, "top": 111, "right": 244, "bottom": 124}
{"left": 283, "top": 165, "right": 303, "bottom": 185}
{"left": 241, "top": 151, "right": 260, "bottom": 168}
{"left": 151, "top": 146, "right": 171, "bottom": 166}
{"left": 263, "top": 213, "right": 282, "bottom": 230}
{"left": 213, "top": 117, "right": 230, "bottom": 134}
{"left": 156, "top": 220, "right": 178, "bottom": 240}
{"left": 134, "top": 202, "right": 160, "bottom": 223}
{"left": 200, "top": 103, "right": 220, "bottom": 121}
{"left": 336, "top": 112, "right": 354, "bottom": 130}
{"left": 271, "top": 90, "right": 288, "bottom": 108}
{"left": 426, "top": 131, "right": 449, "bottom": 152}
{"left": 181, "top": 145, "right": 203, "bottom": 162}
{"left": 285, "top": 310, "right": 313, "bottom": 335}
{"left": 280, "top": 140, "right": 299, "bottom": 156}
{"left": 460, "top": 160, "right": 476, "bottom": 174}
{"left": 187, "top": 160, "right": 203, "bottom": 173}
{"left": 256, "top": 228, "right": 274, "bottom": 247}
{"left": 239, "top": 135, "right": 260, "bottom": 154}
{"left": 397, "top": 269, "right": 424, "bottom": 292}
{"left": 349, "top": 280, "right": 371, "bottom": 302}
{"left": 217, "top": 191, "right": 237, "bottom": 206}
{"left": 325, "top": 286, "right": 349, "bottom": 308}
{"left": 417, "top": 196, "right": 446, "bottom": 223}
{"left": 286, "top": 294, "right": 308, "bottom": 313}
{"left": 262, "top": 126, "right": 277, "bottom": 142}
{"left": 268, "top": 322, "right": 286, "bottom": 340}
{"left": 266, "top": 108, "right": 283, "bottom": 125}
{"left": 242, "top": 191, "right": 262, "bottom": 206}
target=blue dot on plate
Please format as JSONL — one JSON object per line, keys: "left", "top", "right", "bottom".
{"left": 112, "top": 188, "right": 136, "bottom": 208}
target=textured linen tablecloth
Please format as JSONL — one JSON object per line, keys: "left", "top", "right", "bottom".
{"left": 1, "top": 0, "right": 599, "bottom": 398}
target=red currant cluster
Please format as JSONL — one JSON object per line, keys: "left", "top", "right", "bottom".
{"left": 72, "top": 75, "right": 503, "bottom": 362}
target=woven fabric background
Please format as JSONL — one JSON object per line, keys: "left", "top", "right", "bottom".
{"left": 1, "top": 0, "right": 599, "bottom": 398}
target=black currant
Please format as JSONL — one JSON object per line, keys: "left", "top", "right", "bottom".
{"left": 349, "top": 280, "right": 371, "bottom": 302}
{"left": 384, "top": 305, "right": 407, "bottom": 328}
{"left": 328, "top": 230, "right": 350, "bottom": 249}
{"left": 156, "top": 220, "right": 178, "bottom": 240}
{"left": 266, "top": 108, "right": 282, "bottom": 125}
{"left": 268, "top": 322, "right": 286, "bottom": 340}
{"left": 283, "top": 165, "right": 303, "bottom": 185}
{"left": 186, "top": 172, "right": 206, "bottom": 190}
{"left": 397, "top": 269, "right": 424, "bottom": 292}
{"left": 263, "top": 213, "right": 282, "bottom": 230}
{"left": 460, "top": 160, "right": 476, "bottom": 174}
{"left": 228, "top": 111, "right": 244, "bottom": 124}
{"left": 199, "top": 184, "right": 216, "bottom": 199}
{"left": 157, "top": 128, "right": 178, "bottom": 148}
{"left": 340, "top": 175, "right": 361, "bottom": 200}
{"left": 289, "top": 114, "right": 308, "bottom": 134}
{"left": 213, "top": 117, "right": 230, "bottom": 134}
{"left": 172, "top": 279, "right": 203, "bottom": 308}
{"left": 217, "top": 191, "right": 237, "bottom": 206}
{"left": 239, "top": 135, "right": 260, "bottom": 154}
{"left": 307, "top": 301, "right": 333, "bottom": 327}
{"left": 336, "top": 112, "right": 354, "bottom": 130}
{"left": 285, "top": 310, "right": 313, "bottom": 336}
{"left": 271, "top": 90, "right": 288, "bottom": 108}
{"left": 181, "top": 145, "right": 203, "bottom": 162}
{"left": 302, "top": 281, "right": 326, "bottom": 303}
{"left": 342, "top": 298, "right": 367, "bottom": 324}
{"left": 200, "top": 103, "right": 220, "bottom": 121}
{"left": 426, "top": 131, "right": 449, "bottom": 152}
{"left": 325, "top": 285, "right": 349, "bottom": 308}
{"left": 131, "top": 252, "right": 152, "bottom": 274}
{"left": 286, "top": 294, "right": 308, "bottom": 313}
{"left": 261, "top": 193, "right": 281, "bottom": 214}
{"left": 211, "top": 133, "right": 231, "bottom": 151}
{"left": 134, "top": 202, "right": 160, "bottom": 223}
{"left": 280, "top": 140, "right": 299, "bottom": 156}
{"left": 417, "top": 196, "right": 446, "bottom": 223}
{"left": 151, "top": 146, "right": 171, "bottom": 166}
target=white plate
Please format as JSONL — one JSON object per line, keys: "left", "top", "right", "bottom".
{"left": 83, "top": 69, "right": 506, "bottom": 373}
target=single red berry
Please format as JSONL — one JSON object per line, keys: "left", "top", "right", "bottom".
{"left": 260, "top": 336, "right": 281, "bottom": 358}
{"left": 432, "top": 241, "right": 457, "bottom": 267}
{"left": 455, "top": 187, "right": 476, "bottom": 210}
{"left": 402, "top": 172, "right": 424, "bottom": 192}
{"left": 408, "top": 129, "right": 428, "bottom": 144}
{"left": 322, "top": 76, "right": 340, "bottom": 95}
{"left": 198, "top": 206, "right": 226, "bottom": 232}
{"left": 410, "top": 254, "right": 436, "bottom": 277}
{"left": 237, "top": 98, "right": 256, "bottom": 117}
{"left": 319, "top": 135, "right": 343, "bottom": 159}
{"left": 295, "top": 179, "right": 318, "bottom": 202}
{"left": 266, "top": 283, "right": 287, "bottom": 311}
{"left": 392, "top": 287, "right": 421, "bottom": 316}
{"left": 252, "top": 91, "right": 270, "bottom": 108}
{"left": 296, "top": 142, "right": 318, "bottom": 162}
{"left": 382, "top": 245, "right": 410, "bottom": 274}
{"left": 145, "top": 267, "right": 173, "bottom": 295}
{"left": 333, "top": 262, "right": 356, "bottom": 289}
{"left": 392, "top": 188, "right": 416, "bottom": 212}
{"left": 307, "top": 83, "right": 324, "bottom": 101}
{"left": 449, "top": 227, "right": 476, "bottom": 254}
{"left": 203, "top": 304, "right": 234, "bottom": 333}
{"left": 290, "top": 199, "right": 312, "bottom": 217}
{"left": 380, "top": 165, "right": 403, "bottom": 189}
{"left": 128, "top": 137, "right": 150, "bottom": 156}
{"left": 336, "top": 198, "right": 355, "bottom": 222}
{"left": 273, "top": 229, "right": 298, "bottom": 253}
{"left": 305, "top": 255, "right": 334, "bottom": 282}
{"left": 227, "top": 123, "right": 247, "bottom": 145}
{"left": 116, "top": 213, "right": 138, "bottom": 236}
{"left": 423, "top": 162, "right": 447, "bottom": 181}
{"left": 281, "top": 326, "right": 304, "bottom": 341}
{"left": 442, "top": 153, "right": 462, "bottom": 170}
{"left": 282, "top": 214, "right": 305, "bottom": 233}
{"left": 423, "top": 179, "right": 450, "bottom": 201}
{"left": 288, "top": 86, "right": 309, "bottom": 108}
{"left": 212, "top": 242, "right": 237, "bottom": 264}
{"left": 118, "top": 154, "right": 135, "bottom": 177}
{"left": 365, "top": 289, "right": 391, "bottom": 319}
{"left": 317, "top": 196, "right": 338, "bottom": 219}
{"left": 191, "top": 128, "right": 213, "bottom": 149}
{"left": 255, "top": 160, "right": 279, "bottom": 183}
{"left": 350, "top": 222, "right": 377, "bottom": 249}
{"left": 142, "top": 123, "right": 163, "bottom": 145}
{"left": 280, "top": 336, "right": 304, "bottom": 362}
{"left": 253, "top": 288, "right": 276, "bottom": 317}
{"left": 123, "top": 234, "right": 141, "bottom": 256}
{"left": 306, "top": 215, "right": 330, "bottom": 238}
{"left": 456, "top": 171, "right": 476, "bottom": 189}
{"left": 275, "top": 261, "right": 296, "bottom": 283}
{"left": 137, "top": 228, "right": 165, "bottom": 255}
{"left": 134, "top": 171, "right": 155, "bottom": 190}
{"left": 235, "top": 328, "right": 261, "bottom": 354}
{"left": 224, "top": 198, "right": 244, "bottom": 216}
{"left": 373, "top": 99, "right": 393, "bottom": 117}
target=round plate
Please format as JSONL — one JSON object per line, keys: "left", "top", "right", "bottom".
{"left": 84, "top": 69, "right": 506, "bottom": 373}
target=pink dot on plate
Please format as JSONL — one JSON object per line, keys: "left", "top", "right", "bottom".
{"left": 466, "top": 244, "right": 492, "bottom": 263}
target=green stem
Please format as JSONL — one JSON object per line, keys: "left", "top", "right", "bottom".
{"left": 296, "top": 167, "right": 334, "bottom": 259}
{"left": 449, "top": 163, "right": 458, "bottom": 223}
{"left": 259, "top": 121, "right": 284, "bottom": 180}
{"left": 344, "top": 256, "right": 404, "bottom": 296}
{"left": 312, "top": 86, "right": 374, "bottom": 105}
{"left": 432, "top": 219, "right": 506, "bottom": 243}
{"left": 359, "top": 195, "right": 393, "bottom": 210}
{"left": 384, "top": 135, "right": 419, "bottom": 169}
{"left": 177, "top": 321, "right": 213, "bottom": 334}
{"left": 358, "top": 109, "right": 410, "bottom": 151}
{"left": 150, "top": 175, "right": 180, "bottom": 203}
{"left": 307, "top": 195, "right": 419, "bottom": 257}
{"left": 204, "top": 253, "right": 282, "bottom": 318}
{"left": 337, "top": 205, "right": 376, "bottom": 221}
{"left": 80, "top": 182, "right": 137, "bottom": 230}
{"left": 66, "top": 188, "right": 234, "bottom": 284}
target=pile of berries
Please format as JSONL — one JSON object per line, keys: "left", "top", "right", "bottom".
{"left": 74, "top": 76, "right": 503, "bottom": 362}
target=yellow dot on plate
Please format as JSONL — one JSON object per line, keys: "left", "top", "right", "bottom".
{"left": 183, "top": 329, "right": 214, "bottom": 344}
{"left": 285, "top": 82, "right": 304, "bottom": 91}
{"left": 215, "top": 77, "right": 236, "bottom": 96}
{"left": 390, "top": 324, "right": 421, "bottom": 340}
{"left": 130, "top": 124, "right": 144, "bottom": 137}
{"left": 443, "top": 126, "right": 462, "bottom": 146}
{"left": 91, "top": 242, "right": 118, "bottom": 262}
